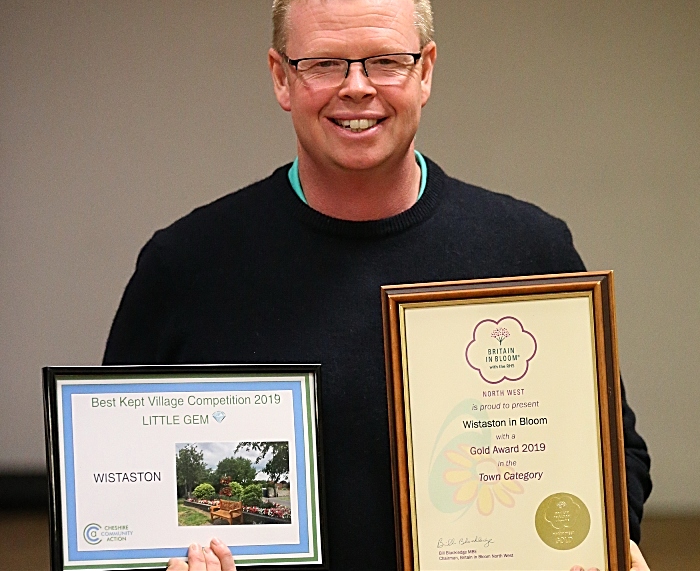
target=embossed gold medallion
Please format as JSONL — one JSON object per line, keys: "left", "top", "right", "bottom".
{"left": 535, "top": 493, "right": 591, "bottom": 550}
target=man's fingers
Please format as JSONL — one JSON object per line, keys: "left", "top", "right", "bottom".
{"left": 166, "top": 557, "right": 189, "bottom": 571}
{"left": 203, "top": 545, "right": 223, "bottom": 570}
{"left": 166, "top": 540, "right": 236, "bottom": 571}
{"left": 569, "top": 542, "right": 650, "bottom": 571}
{"left": 630, "top": 540, "right": 650, "bottom": 571}
{"left": 210, "top": 537, "right": 237, "bottom": 570}
{"left": 185, "top": 543, "right": 207, "bottom": 570}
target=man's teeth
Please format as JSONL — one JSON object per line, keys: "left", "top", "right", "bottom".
{"left": 336, "top": 119, "right": 378, "bottom": 132}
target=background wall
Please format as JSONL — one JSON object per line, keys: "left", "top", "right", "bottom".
{"left": 1, "top": 1, "right": 697, "bottom": 514}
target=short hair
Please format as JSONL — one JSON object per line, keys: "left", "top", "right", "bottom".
{"left": 271, "top": 0, "right": 434, "bottom": 54}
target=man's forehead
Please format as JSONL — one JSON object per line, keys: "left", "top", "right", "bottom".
{"left": 290, "top": 0, "right": 413, "bottom": 12}
{"left": 286, "top": 0, "right": 419, "bottom": 54}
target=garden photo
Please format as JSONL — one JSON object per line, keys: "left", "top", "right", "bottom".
{"left": 175, "top": 441, "right": 291, "bottom": 526}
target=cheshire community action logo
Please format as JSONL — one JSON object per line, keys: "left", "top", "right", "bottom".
{"left": 466, "top": 316, "right": 537, "bottom": 383}
{"left": 84, "top": 523, "right": 102, "bottom": 545}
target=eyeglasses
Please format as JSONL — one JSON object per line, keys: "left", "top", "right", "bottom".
{"left": 283, "top": 52, "right": 423, "bottom": 88}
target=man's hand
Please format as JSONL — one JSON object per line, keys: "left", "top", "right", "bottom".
{"left": 167, "top": 538, "right": 236, "bottom": 571}
{"left": 570, "top": 540, "right": 650, "bottom": 571}
{"left": 628, "top": 540, "right": 651, "bottom": 571}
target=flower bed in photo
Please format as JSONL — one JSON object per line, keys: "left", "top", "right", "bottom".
{"left": 183, "top": 498, "right": 292, "bottom": 524}
{"left": 183, "top": 499, "right": 215, "bottom": 512}
{"left": 243, "top": 504, "right": 291, "bottom": 520}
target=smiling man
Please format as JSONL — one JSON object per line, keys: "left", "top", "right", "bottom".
{"left": 267, "top": 0, "right": 435, "bottom": 221}
{"left": 102, "top": 1, "right": 652, "bottom": 570}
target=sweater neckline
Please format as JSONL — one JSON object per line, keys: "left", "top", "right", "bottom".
{"left": 278, "top": 155, "right": 445, "bottom": 239}
{"left": 288, "top": 150, "right": 429, "bottom": 205}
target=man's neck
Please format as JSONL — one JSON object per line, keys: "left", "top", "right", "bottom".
{"left": 296, "top": 149, "right": 422, "bottom": 221}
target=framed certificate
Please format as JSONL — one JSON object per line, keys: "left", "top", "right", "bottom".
{"left": 381, "top": 272, "right": 630, "bottom": 571}
{"left": 43, "top": 365, "right": 327, "bottom": 571}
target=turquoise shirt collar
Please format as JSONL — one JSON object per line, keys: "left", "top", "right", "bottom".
{"left": 288, "top": 150, "right": 428, "bottom": 206}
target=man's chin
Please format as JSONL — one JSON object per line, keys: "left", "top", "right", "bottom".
{"left": 330, "top": 153, "right": 397, "bottom": 173}
{"left": 328, "top": 144, "right": 412, "bottom": 172}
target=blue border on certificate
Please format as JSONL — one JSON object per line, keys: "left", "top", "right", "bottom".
{"left": 60, "top": 380, "right": 309, "bottom": 562}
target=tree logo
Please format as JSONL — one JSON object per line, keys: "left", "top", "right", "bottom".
{"left": 491, "top": 327, "right": 510, "bottom": 345}
{"left": 466, "top": 316, "right": 537, "bottom": 384}
{"left": 83, "top": 523, "right": 101, "bottom": 545}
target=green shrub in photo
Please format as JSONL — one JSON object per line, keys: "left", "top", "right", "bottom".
{"left": 229, "top": 481, "right": 243, "bottom": 499}
{"left": 241, "top": 483, "right": 263, "bottom": 507}
{"left": 192, "top": 483, "right": 216, "bottom": 500}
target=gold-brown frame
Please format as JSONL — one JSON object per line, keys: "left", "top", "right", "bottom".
{"left": 381, "top": 271, "right": 630, "bottom": 571}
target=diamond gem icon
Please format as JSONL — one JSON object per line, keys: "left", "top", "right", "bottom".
{"left": 212, "top": 411, "right": 226, "bottom": 423}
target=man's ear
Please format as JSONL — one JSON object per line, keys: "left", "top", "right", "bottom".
{"left": 269, "top": 48, "right": 292, "bottom": 112}
{"left": 419, "top": 41, "right": 437, "bottom": 107}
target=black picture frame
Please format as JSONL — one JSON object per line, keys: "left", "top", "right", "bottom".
{"left": 43, "top": 364, "right": 328, "bottom": 571}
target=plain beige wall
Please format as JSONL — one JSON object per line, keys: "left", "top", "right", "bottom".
{"left": 1, "top": 1, "right": 698, "bottom": 514}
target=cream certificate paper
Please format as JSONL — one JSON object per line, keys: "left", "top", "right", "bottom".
{"left": 51, "top": 370, "right": 323, "bottom": 570}
{"left": 401, "top": 294, "right": 607, "bottom": 570}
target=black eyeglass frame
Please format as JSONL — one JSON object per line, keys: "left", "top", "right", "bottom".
{"left": 283, "top": 52, "right": 423, "bottom": 79}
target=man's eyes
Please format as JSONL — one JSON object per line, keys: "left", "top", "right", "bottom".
{"left": 299, "top": 57, "right": 409, "bottom": 73}
{"left": 307, "top": 59, "right": 344, "bottom": 70}
{"left": 371, "top": 57, "right": 403, "bottom": 66}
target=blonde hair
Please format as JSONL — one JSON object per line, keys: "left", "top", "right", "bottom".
{"left": 271, "top": 0, "right": 434, "bottom": 54}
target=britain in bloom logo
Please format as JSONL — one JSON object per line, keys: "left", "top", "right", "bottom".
{"left": 465, "top": 316, "right": 537, "bottom": 384}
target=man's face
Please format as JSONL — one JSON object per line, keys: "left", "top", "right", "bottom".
{"left": 269, "top": 0, "right": 436, "bottom": 174}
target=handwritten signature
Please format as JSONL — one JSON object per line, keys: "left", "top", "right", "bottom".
{"left": 437, "top": 536, "right": 494, "bottom": 549}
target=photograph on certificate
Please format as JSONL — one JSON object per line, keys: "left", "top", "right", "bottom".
{"left": 174, "top": 441, "right": 292, "bottom": 527}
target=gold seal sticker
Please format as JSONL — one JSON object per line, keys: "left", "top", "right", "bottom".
{"left": 535, "top": 493, "right": 591, "bottom": 550}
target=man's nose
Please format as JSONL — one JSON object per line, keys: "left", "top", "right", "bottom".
{"left": 338, "top": 62, "right": 377, "bottom": 99}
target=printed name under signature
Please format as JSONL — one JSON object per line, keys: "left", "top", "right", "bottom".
{"left": 437, "top": 536, "right": 494, "bottom": 549}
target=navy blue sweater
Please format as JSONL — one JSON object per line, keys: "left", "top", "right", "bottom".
{"left": 105, "top": 158, "right": 651, "bottom": 568}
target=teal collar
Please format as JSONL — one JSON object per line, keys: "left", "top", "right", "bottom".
{"left": 288, "top": 150, "right": 428, "bottom": 206}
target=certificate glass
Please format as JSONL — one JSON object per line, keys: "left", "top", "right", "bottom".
{"left": 381, "top": 273, "right": 630, "bottom": 571}
{"left": 43, "top": 365, "right": 327, "bottom": 571}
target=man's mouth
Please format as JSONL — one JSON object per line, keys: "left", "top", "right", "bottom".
{"left": 331, "top": 118, "right": 382, "bottom": 132}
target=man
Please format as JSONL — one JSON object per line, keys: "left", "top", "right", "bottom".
{"left": 103, "top": 1, "right": 652, "bottom": 569}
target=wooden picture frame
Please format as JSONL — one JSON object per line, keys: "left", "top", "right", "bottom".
{"left": 382, "top": 272, "right": 630, "bottom": 571}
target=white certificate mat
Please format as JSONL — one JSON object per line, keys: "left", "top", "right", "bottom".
{"left": 403, "top": 295, "right": 606, "bottom": 570}
{"left": 43, "top": 366, "right": 326, "bottom": 571}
